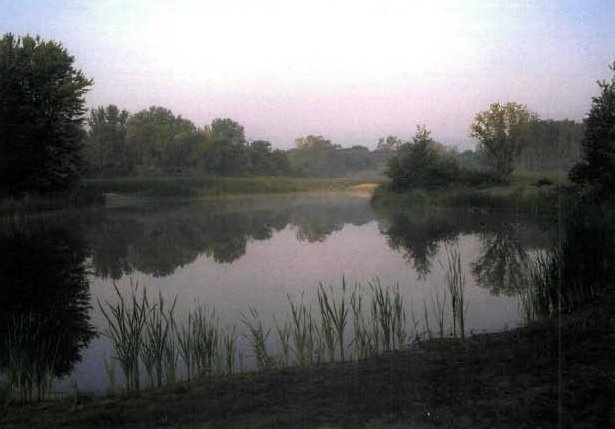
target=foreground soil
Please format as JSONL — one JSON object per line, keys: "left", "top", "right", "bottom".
{"left": 2, "top": 290, "right": 614, "bottom": 428}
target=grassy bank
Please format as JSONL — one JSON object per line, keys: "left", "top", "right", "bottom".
{"left": 0, "top": 185, "right": 105, "bottom": 219}
{"left": 372, "top": 171, "right": 571, "bottom": 213}
{"left": 86, "top": 176, "right": 385, "bottom": 199}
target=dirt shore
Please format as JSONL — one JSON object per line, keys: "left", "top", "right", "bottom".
{"left": 2, "top": 289, "right": 613, "bottom": 428}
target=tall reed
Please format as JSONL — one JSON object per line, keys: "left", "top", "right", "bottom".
{"left": 142, "top": 291, "right": 177, "bottom": 388}
{"left": 241, "top": 307, "right": 273, "bottom": 370}
{"left": 98, "top": 283, "right": 148, "bottom": 393}
{"left": 317, "top": 280, "right": 349, "bottom": 361}
{"left": 221, "top": 326, "right": 238, "bottom": 375}
{"left": 192, "top": 306, "right": 220, "bottom": 376}
{"left": 431, "top": 290, "right": 447, "bottom": 338}
{"left": 287, "top": 294, "right": 316, "bottom": 367}
{"left": 441, "top": 245, "right": 466, "bottom": 339}
{"left": 5, "top": 313, "right": 60, "bottom": 402}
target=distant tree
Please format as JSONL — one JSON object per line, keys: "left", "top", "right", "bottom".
{"left": 126, "top": 106, "right": 197, "bottom": 173}
{"left": 84, "top": 105, "right": 130, "bottom": 176}
{"left": 386, "top": 125, "right": 459, "bottom": 190}
{"left": 199, "top": 118, "right": 248, "bottom": 175}
{"left": 570, "top": 63, "right": 615, "bottom": 194}
{"left": 294, "top": 135, "right": 336, "bottom": 151}
{"left": 469, "top": 102, "right": 537, "bottom": 177}
{"left": 376, "top": 136, "right": 403, "bottom": 151}
{"left": 517, "top": 119, "right": 583, "bottom": 171}
{"left": 0, "top": 34, "right": 92, "bottom": 195}
{"left": 245, "top": 140, "right": 292, "bottom": 175}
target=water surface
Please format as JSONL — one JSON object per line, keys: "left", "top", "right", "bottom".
{"left": 0, "top": 193, "right": 551, "bottom": 392}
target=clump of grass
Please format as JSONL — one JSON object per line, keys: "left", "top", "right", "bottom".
{"left": 350, "top": 285, "right": 372, "bottom": 361}
{"left": 191, "top": 306, "right": 220, "bottom": 376}
{"left": 5, "top": 313, "right": 60, "bottom": 402}
{"left": 221, "top": 326, "right": 238, "bottom": 375}
{"left": 317, "top": 279, "right": 349, "bottom": 361}
{"left": 431, "top": 290, "right": 447, "bottom": 338}
{"left": 369, "top": 280, "right": 407, "bottom": 351}
{"left": 242, "top": 308, "right": 274, "bottom": 370}
{"left": 274, "top": 317, "right": 291, "bottom": 367}
{"left": 287, "top": 294, "right": 317, "bottom": 368}
{"left": 175, "top": 315, "right": 194, "bottom": 381}
{"left": 441, "top": 244, "right": 467, "bottom": 339}
{"left": 98, "top": 283, "right": 148, "bottom": 393}
{"left": 142, "top": 291, "right": 177, "bottom": 388}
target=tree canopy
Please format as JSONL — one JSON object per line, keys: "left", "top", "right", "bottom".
{"left": 0, "top": 34, "right": 92, "bottom": 195}
{"left": 469, "top": 102, "right": 537, "bottom": 177}
{"left": 570, "top": 63, "right": 615, "bottom": 195}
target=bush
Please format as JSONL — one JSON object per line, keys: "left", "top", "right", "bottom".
{"left": 386, "top": 126, "right": 459, "bottom": 191}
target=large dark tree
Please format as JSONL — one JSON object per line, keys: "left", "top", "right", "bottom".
{"left": 570, "top": 63, "right": 615, "bottom": 195}
{"left": 0, "top": 34, "right": 92, "bottom": 195}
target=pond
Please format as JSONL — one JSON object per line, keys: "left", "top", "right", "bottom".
{"left": 0, "top": 193, "right": 552, "bottom": 394}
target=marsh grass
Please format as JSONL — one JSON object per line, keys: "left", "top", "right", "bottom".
{"left": 317, "top": 280, "right": 349, "bottom": 361}
{"left": 431, "top": 290, "right": 447, "bottom": 338}
{"left": 521, "top": 203, "right": 614, "bottom": 318}
{"left": 242, "top": 308, "right": 274, "bottom": 370}
{"left": 274, "top": 317, "right": 291, "bottom": 367}
{"left": 368, "top": 280, "right": 407, "bottom": 351}
{"left": 288, "top": 294, "right": 316, "bottom": 367}
{"left": 441, "top": 245, "right": 466, "bottom": 338}
{"left": 99, "top": 277, "right": 472, "bottom": 396}
{"left": 98, "top": 283, "right": 148, "bottom": 393}
{"left": 5, "top": 313, "right": 60, "bottom": 402}
{"left": 192, "top": 306, "right": 220, "bottom": 376}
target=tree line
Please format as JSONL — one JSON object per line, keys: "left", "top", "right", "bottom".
{"left": 1, "top": 33, "right": 610, "bottom": 199}
{"left": 83, "top": 108, "right": 392, "bottom": 179}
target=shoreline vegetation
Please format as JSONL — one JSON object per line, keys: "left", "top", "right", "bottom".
{"left": 0, "top": 169, "right": 570, "bottom": 219}
{"left": 1, "top": 284, "right": 612, "bottom": 428}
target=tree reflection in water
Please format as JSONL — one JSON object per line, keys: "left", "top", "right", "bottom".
{"left": 87, "top": 197, "right": 375, "bottom": 278}
{"left": 472, "top": 228, "right": 531, "bottom": 296}
{"left": 0, "top": 224, "right": 96, "bottom": 399}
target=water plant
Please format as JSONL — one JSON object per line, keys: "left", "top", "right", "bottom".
{"left": 5, "top": 313, "right": 60, "bottom": 402}
{"left": 241, "top": 307, "right": 274, "bottom": 370}
{"left": 98, "top": 283, "right": 148, "bottom": 393}
{"left": 317, "top": 280, "right": 349, "bottom": 361}
{"left": 192, "top": 306, "right": 220, "bottom": 376}
{"left": 274, "top": 317, "right": 291, "bottom": 367}
{"left": 222, "top": 326, "right": 238, "bottom": 375}
{"left": 287, "top": 294, "right": 316, "bottom": 367}
{"left": 431, "top": 290, "right": 447, "bottom": 338}
{"left": 441, "top": 244, "right": 466, "bottom": 338}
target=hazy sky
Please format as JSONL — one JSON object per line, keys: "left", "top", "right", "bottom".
{"left": 2, "top": 0, "right": 614, "bottom": 149}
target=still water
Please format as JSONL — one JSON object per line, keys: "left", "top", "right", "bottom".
{"left": 0, "top": 193, "right": 551, "bottom": 392}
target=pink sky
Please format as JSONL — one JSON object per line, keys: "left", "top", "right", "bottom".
{"left": 2, "top": 0, "right": 614, "bottom": 149}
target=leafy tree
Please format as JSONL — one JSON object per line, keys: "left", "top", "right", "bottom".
{"left": 246, "top": 140, "right": 292, "bottom": 175}
{"left": 84, "top": 105, "right": 130, "bottom": 176}
{"left": 0, "top": 34, "right": 92, "bottom": 195}
{"left": 385, "top": 125, "right": 459, "bottom": 190}
{"left": 126, "top": 106, "right": 198, "bottom": 173}
{"left": 376, "top": 136, "right": 403, "bottom": 151}
{"left": 199, "top": 118, "right": 248, "bottom": 175}
{"left": 570, "top": 63, "right": 615, "bottom": 194}
{"left": 469, "top": 102, "right": 537, "bottom": 177}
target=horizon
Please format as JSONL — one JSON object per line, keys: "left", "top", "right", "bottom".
{"left": 2, "top": 0, "right": 614, "bottom": 150}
